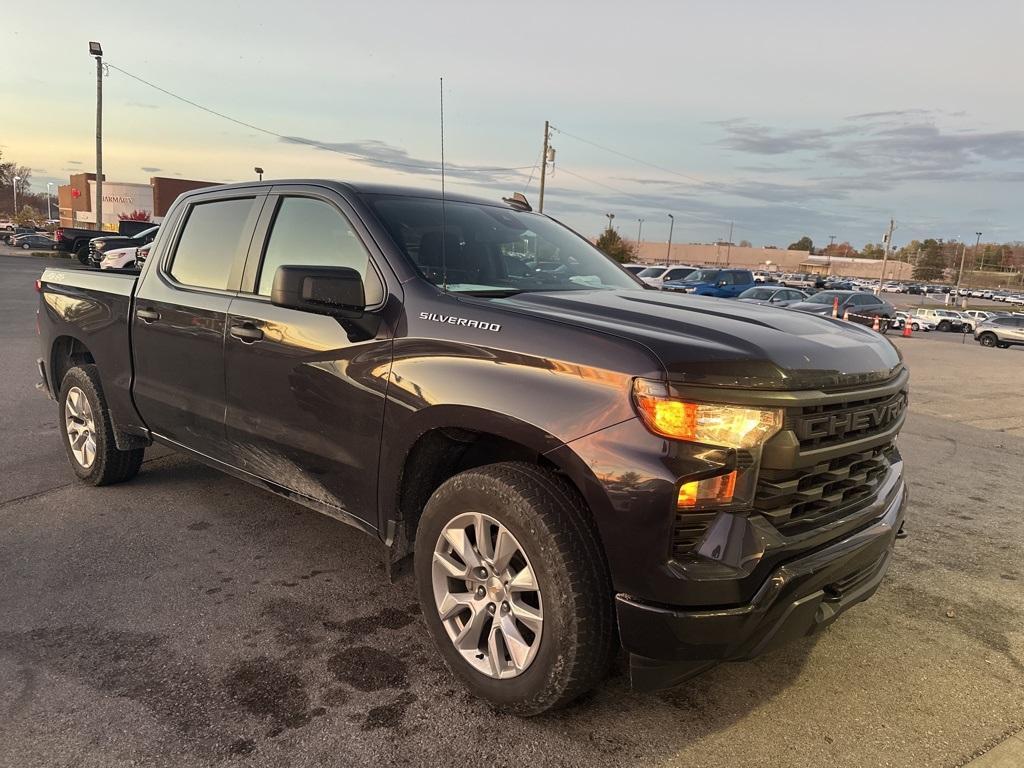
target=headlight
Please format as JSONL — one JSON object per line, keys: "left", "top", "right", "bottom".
{"left": 632, "top": 379, "right": 783, "bottom": 510}
{"left": 632, "top": 379, "right": 782, "bottom": 448}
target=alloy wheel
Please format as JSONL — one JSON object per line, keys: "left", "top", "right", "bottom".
{"left": 65, "top": 386, "right": 97, "bottom": 468}
{"left": 431, "top": 512, "right": 543, "bottom": 679}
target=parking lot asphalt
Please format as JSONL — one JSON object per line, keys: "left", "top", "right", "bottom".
{"left": 1, "top": 254, "right": 1022, "bottom": 768}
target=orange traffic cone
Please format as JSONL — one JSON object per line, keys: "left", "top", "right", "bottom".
{"left": 872, "top": 315, "right": 881, "bottom": 332}
{"left": 832, "top": 297, "right": 839, "bottom": 318}
{"left": 902, "top": 321, "right": 912, "bottom": 338}
{"left": 843, "top": 309, "right": 850, "bottom": 321}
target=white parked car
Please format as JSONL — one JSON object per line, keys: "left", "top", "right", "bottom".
{"left": 99, "top": 245, "right": 140, "bottom": 270}
{"left": 895, "top": 311, "right": 933, "bottom": 332}
{"left": 636, "top": 265, "right": 698, "bottom": 288}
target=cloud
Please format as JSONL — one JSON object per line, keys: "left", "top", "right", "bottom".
{"left": 715, "top": 120, "right": 855, "bottom": 155}
{"left": 141, "top": 166, "right": 162, "bottom": 172}
{"left": 845, "top": 109, "right": 932, "bottom": 121}
{"left": 279, "top": 136, "right": 526, "bottom": 184}
{"left": 66, "top": 160, "right": 82, "bottom": 165}
{"left": 125, "top": 101, "right": 158, "bottom": 109}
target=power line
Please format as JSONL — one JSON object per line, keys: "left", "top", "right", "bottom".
{"left": 550, "top": 124, "right": 711, "bottom": 188}
{"left": 105, "top": 63, "right": 535, "bottom": 174}
{"left": 555, "top": 165, "right": 728, "bottom": 227}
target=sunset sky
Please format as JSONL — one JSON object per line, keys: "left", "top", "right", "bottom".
{"left": 3, "top": 0, "right": 1023, "bottom": 247}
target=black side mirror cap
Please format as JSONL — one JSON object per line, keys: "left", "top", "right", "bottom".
{"left": 271, "top": 265, "right": 366, "bottom": 318}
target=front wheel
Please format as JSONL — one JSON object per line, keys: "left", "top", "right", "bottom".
{"left": 58, "top": 365, "right": 144, "bottom": 485}
{"left": 937, "top": 320, "right": 951, "bottom": 332}
{"left": 978, "top": 333, "right": 998, "bottom": 348}
{"left": 415, "top": 462, "right": 615, "bottom": 715}
{"left": 76, "top": 247, "right": 90, "bottom": 265}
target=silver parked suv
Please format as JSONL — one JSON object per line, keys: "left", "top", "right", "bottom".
{"left": 975, "top": 316, "right": 1024, "bottom": 348}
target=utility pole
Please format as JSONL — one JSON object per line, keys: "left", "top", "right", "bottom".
{"left": 725, "top": 221, "right": 733, "bottom": 265}
{"left": 12, "top": 176, "right": 19, "bottom": 215}
{"left": 828, "top": 234, "right": 836, "bottom": 274}
{"left": 636, "top": 218, "right": 644, "bottom": 257}
{"left": 666, "top": 213, "right": 675, "bottom": 264}
{"left": 876, "top": 218, "right": 895, "bottom": 294}
{"left": 90, "top": 42, "right": 104, "bottom": 232}
{"left": 538, "top": 120, "right": 550, "bottom": 213}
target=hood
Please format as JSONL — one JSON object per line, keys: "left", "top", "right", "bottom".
{"left": 491, "top": 290, "right": 902, "bottom": 391}
{"left": 787, "top": 302, "right": 834, "bottom": 314}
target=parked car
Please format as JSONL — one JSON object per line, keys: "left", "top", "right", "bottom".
{"left": 780, "top": 273, "right": 819, "bottom": 290}
{"left": 751, "top": 270, "right": 777, "bottom": 283}
{"left": 912, "top": 308, "right": 964, "bottom": 332}
{"left": 788, "top": 290, "right": 895, "bottom": 329}
{"left": 894, "top": 311, "right": 933, "bottom": 332}
{"left": 737, "top": 286, "right": 808, "bottom": 307}
{"left": 36, "top": 179, "right": 908, "bottom": 714}
{"left": 12, "top": 233, "right": 56, "bottom": 250}
{"left": 99, "top": 244, "right": 142, "bottom": 270}
{"left": 948, "top": 311, "right": 976, "bottom": 332}
{"left": 55, "top": 220, "right": 155, "bottom": 264}
{"left": 621, "top": 263, "right": 647, "bottom": 276}
{"left": 975, "top": 316, "right": 1024, "bottom": 348}
{"left": 662, "top": 268, "right": 757, "bottom": 297}
{"left": 88, "top": 225, "right": 160, "bottom": 267}
{"left": 5, "top": 227, "right": 36, "bottom": 245}
{"left": 635, "top": 264, "right": 699, "bottom": 288}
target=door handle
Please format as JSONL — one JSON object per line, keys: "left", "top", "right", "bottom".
{"left": 136, "top": 308, "right": 161, "bottom": 323}
{"left": 229, "top": 323, "right": 264, "bottom": 343}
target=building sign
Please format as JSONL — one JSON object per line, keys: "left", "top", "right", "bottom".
{"left": 85, "top": 181, "right": 156, "bottom": 230}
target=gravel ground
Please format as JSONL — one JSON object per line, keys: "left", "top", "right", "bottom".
{"left": 1, "top": 255, "right": 1021, "bottom": 767}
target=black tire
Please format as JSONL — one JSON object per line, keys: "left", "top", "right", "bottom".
{"left": 22, "top": 243, "right": 31, "bottom": 250}
{"left": 58, "top": 365, "right": 144, "bottom": 485}
{"left": 997, "top": 342, "right": 1010, "bottom": 349}
{"left": 911, "top": 323, "right": 920, "bottom": 332}
{"left": 978, "top": 333, "right": 998, "bottom": 348}
{"left": 937, "top": 320, "right": 951, "bottom": 332}
{"left": 414, "top": 462, "right": 615, "bottom": 716}
{"left": 76, "top": 246, "right": 90, "bottom": 265}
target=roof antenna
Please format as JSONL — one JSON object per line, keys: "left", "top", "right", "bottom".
{"left": 439, "top": 76, "right": 448, "bottom": 292}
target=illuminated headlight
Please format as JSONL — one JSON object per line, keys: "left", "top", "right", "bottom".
{"left": 632, "top": 379, "right": 783, "bottom": 509}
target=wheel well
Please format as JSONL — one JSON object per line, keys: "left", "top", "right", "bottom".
{"left": 392, "top": 428, "right": 559, "bottom": 559}
{"left": 50, "top": 336, "right": 95, "bottom": 392}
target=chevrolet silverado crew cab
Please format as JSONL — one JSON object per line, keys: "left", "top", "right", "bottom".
{"left": 36, "top": 180, "right": 909, "bottom": 715}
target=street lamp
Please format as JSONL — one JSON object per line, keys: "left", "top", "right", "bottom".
{"left": 89, "top": 41, "right": 104, "bottom": 231}
{"left": 605, "top": 212, "right": 615, "bottom": 231}
{"left": 254, "top": 166, "right": 264, "bottom": 181}
{"left": 46, "top": 182, "right": 54, "bottom": 221}
{"left": 12, "top": 175, "right": 19, "bottom": 215}
{"left": 636, "top": 218, "right": 644, "bottom": 255}
{"left": 666, "top": 213, "right": 675, "bottom": 264}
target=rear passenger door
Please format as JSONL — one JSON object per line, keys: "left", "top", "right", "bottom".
{"left": 132, "top": 189, "right": 265, "bottom": 458}
{"left": 221, "top": 187, "right": 397, "bottom": 529}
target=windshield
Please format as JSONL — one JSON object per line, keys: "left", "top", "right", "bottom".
{"left": 637, "top": 267, "right": 667, "bottom": 278}
{"left": 805, "top": 291, "right": 843, "bottom": 305}
{"left": 369, "top": 196, "right": 641, "bottom": 294}
{"left": 685, "top": 269, "right": 720, "bottom": 283}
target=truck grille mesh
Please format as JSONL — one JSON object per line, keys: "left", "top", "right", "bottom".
{"left": 795, "top": 390, "right": 906, "bottom": 450}
{"left": 671, "top": 442, "right": 896, "bottom": 559}
{"left": 753, "top": 444, "right": 895, "bottom": 536}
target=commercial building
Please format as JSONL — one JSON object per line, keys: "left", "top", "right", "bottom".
{"left": 632, "top": 242, "right": 913, "bottom": 280}
{"left": 57, "top": 173, "right": 215, "bottom": 231}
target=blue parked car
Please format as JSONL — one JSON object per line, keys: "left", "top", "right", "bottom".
{"left": 663, "top": 268, "right": 757, "bottom": 298}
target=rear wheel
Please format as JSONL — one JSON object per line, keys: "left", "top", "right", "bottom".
{"left": 76, "top": 246, "right": 90, "bottom": 265}
{"left": 911, "top": 322, "right": 921, "bottom": 332}
{"left": 414, "top": 462, "right": 615, "bottom": 715}
{"left": 978, "top": 333, "right": 998, "bottom": 347}
{"left": 58, "top": 365, "right": 144, "bottom": 485}
{"left": 937, "top": 320, "right": 951, "bottom": 332}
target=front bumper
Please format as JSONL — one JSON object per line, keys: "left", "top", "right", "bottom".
{"left": 618, "top": 476, "right": 907, "bottom": 690}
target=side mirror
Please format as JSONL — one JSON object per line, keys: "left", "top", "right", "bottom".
{"left": 718, "top": 280, "right": 728, "bottom": 287}
{"left": 271, "top": 265, "right": 366, "bottom": 318}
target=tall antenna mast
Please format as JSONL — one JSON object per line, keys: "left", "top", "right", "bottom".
{"left": 439, "top": 77, "right": 448, "bottom": 292}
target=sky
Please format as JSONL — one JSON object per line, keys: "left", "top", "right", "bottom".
{"left": 3, "top": 0, "right": 1023, "bottom": 248}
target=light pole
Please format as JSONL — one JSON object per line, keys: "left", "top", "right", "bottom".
{"left": 46, "top": 182, "right": 54, "bottom": 221}
{"left": 605, "top": 213, "right": 615, "bottom": 232}
{"left": 666, "top": 213, "right": 675, "bottom": 264}
{"left": 12, "top": 175, "right": 19, "bottom": 216}
{"left": 974, "top": 231, "right": 984, "bottom": 272}
{"left": 89, "top": 41, "right": 104, "bottom": 232}
{"left": 828, "top": 234, "right": 836, "bottom": 274}
{"left": 636, "top": 218, "right": 644, "bottom": 256}
{"left": 254, "top": 166, "right": 264, "bottom": 181}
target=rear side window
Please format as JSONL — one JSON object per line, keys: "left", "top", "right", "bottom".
{"left": 256, "top": 197, "right": 383, "bottom": 303}
{"left": 169, "top": 198, "right": 255, "bottom": 290}
{"left": 736, "top": 271, "right": 753, "bottom": 284}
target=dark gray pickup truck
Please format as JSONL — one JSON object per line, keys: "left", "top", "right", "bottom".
{"left": 36, "top": 180, "right": 909, "bottom": 714}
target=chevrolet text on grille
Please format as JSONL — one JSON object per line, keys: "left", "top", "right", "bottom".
{"left": 797, "top": 396, "right": 907, "bottom": 440}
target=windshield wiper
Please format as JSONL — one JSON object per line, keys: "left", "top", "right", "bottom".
{"left": 457, "top": 288, "right": 525, "bottom": 297}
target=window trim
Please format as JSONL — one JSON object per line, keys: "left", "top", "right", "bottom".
{"left": 238, "top": 188, "right": 388, "bottom": 311}
{"left": 160, "top": 191, "right": 267, "bottom": 297}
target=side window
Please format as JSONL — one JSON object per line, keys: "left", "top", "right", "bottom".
{"left": 737, "top": 271, "right": 753, "bottom": 284}
{"left": 719, "top": 272, "right": 735, "bottom": 285}
{"left": 257, "top": 197, "right": 383, "bottom": 304}
{"left": 169, "top": 198, "right": 255, "bottom": 290}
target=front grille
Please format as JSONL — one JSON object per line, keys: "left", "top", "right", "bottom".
{"left": 795, "top": 390, "right": 906, "bottom": 449}
{"left": 754, "top": 443, "right": 896, "bottom": 536}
